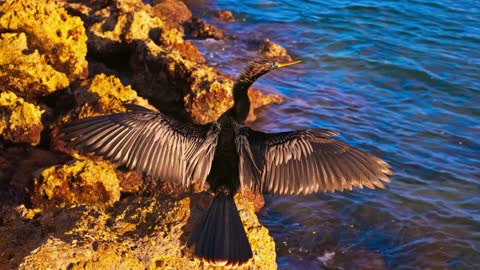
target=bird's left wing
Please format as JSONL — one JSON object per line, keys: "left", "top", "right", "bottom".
{"left": 235, "top": 125, "right": 392, "bottom": 195}
{"left": 62, "top": 104, "right": 220, "bottom": 187}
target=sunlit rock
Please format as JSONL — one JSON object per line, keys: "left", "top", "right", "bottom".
{"left": 132, "top": 39, "right": 283, "bottom": 124}
{"left": 1, "top": 193, "right": 276, "bottom": 269}
{"left": 0, "top": 0, "right": 88, "bottom": 82}
{"left": 184, "top": 17, "right": 225, "bottom": 40}
{"left": 258, "top": 38, "right": 293, "bottom": 62}
{"left": 0, "top": 33, "right": 70, "bottom": 97}
{"left": 30, "top": 159, "right": 121, "bottom": 209}
{"left": 0, "top": 91, "right": 44, "bottom": 146}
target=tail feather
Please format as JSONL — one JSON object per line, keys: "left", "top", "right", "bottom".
{"left": 188, "top": 192, "right": 253, "bottom": 267}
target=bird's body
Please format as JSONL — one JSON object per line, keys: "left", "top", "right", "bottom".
{"left": 62, "top": 59, "right": 392, "bottom": 267}
{"left": 208, "top": 113, "right": 241, "bottom": 192}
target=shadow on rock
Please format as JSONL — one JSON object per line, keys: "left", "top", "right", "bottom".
{"left": 0, "top": 204, "right": 90, "bottom": 269}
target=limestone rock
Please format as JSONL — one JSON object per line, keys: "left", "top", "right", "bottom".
{"left": 0, "top": 33, "right": 70, "bottom": 97}
{"left": 71, "top": 73, "right": 156, "bottom": 118}
{"left": 30, "top": 159, "right": 121, "bottom": 209}
{"left": 248, "top": 88, "right": 285, "bottom": 122}
{"left": 172, "top": 41, "right": 206, "bottom": 63}
{"left": 0, "top": 0, "right": 88, "bottom": 81}
{"left": 131, "top": 39, "right": 283, "bottom": 124}
{"left": 62, "top": 0, "right": 184, "bottom": 55}
{"left": 59, "top": 1, "right": 203, "bottom": 64}
{"left": 0, "top": 2, "right": 284, "bottom": 269}
{"left": 49, "top": 73, "right": 156, "bottom": 154}
{"left": 259, "top": 38, "right": 293, "bottom": 62}
{"left": 0, "top": 146, "right": 69, "bottom": 205}
{"left": 214, "top": 10, "right": 235, "bottom": 21}
{"left": 184, "top": 17, "right": 225, "bottom": 40}
{"left": 0, "top": 91, "right": 44, "bottom": 146}
{"left": 151, "top": 0, "right": 192, "bottom": 30}
{"left": 1, "top": 193, "right": 276, "bottom": 269}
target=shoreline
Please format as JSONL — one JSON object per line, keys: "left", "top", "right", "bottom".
{"left": 0, "top": 0, "right": 294, "bottom": 268}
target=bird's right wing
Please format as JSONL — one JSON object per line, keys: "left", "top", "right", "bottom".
{"left": 62, "top": 104, "right": 220, "bottom": 187}
{"left": 235, "top": 125, "right": 392, "bottom": 195}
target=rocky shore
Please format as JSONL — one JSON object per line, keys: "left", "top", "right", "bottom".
{"left": 0, "top": 0, "right": 293, "bottom": 268}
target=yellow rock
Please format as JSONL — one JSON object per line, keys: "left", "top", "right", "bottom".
{"left": 30, "top": 159, "right": 121, "bottom": 209}
{"left": 85, "top": 0, "right": 183, "bottom": 54}
{"left": 74, "top": 73, "right": 157, "bottom": 119}
{"left": 6, "top": 193, "right": 276, "bottom": 270}
{"left": 0, "top": 2, "right": 281, "bottom": 269}
{"left": 258, "top": 38, "right": 293, "bottom": 61}
{"left": 131, "top": 39, "right": 283, "bottom": 124}
{"left": 0, "top": 0, "right": 88, "bottom": 81}
{"left": 0, "top": 32, "right": 70, "bottom": 96}
{"left": 0, "top": 91, "right": 44, "bottom": 145}
{"left": 49, "top": 73, "right": 156, "bottom": 162}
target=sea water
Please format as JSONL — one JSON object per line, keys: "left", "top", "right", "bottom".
{"left": 186, "top": 0, "right": 479, "bottom": 268}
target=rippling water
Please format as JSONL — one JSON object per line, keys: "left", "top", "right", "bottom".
{"left": 186, "top": 0, "right": 480, "bottom": 268}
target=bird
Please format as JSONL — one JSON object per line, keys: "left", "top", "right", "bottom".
{"left": 61, "top": 58, "right": 392, "bottom": 267}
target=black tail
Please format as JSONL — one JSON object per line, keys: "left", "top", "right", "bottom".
{"left": 188, "top": 191, "right": 253, "bottom": 267}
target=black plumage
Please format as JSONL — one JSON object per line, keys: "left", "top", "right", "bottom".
{"left": 62, "top": 59, "right": 392, "bottom": 267}
{"left": 63, "top": 104, "right": 219, "bottom": 188}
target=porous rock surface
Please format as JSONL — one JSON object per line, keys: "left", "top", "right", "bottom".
{"left": 0, "top": 0, "right": 88, "bottom": 84}
{"left": 0, "top": 0, "right": 299, "bottom": 269}
{"left": 0, "top": 33, "right": 70, "bottom": 97}
{"left": 1, "top": 192, "right": 275, "bottom": 269}
{"left": 0, "top": 91, "right": 44, "bottom": 145}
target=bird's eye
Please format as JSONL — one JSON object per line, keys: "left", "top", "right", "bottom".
{"left": 272, "top": 62, "right": 278, "bottom": 68}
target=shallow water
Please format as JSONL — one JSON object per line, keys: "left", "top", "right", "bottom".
{"left": 187, "top": 0, "right": 479, "bottom": 268}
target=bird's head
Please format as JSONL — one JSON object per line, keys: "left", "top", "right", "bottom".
{"left": 237, "top": 59, "right": 302, "bottom": 84}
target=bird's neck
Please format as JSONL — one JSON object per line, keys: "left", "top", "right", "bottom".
{"left": 232, "top": 80, "right": 252, "bottom": 124}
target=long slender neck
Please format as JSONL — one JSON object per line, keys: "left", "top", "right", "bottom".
{"left": 230, "top": 60, "right": 271, "bottom": 124}
{"left": 231, "top": 78, "right": 253, "bottom": 124}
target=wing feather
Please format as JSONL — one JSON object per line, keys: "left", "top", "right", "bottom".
{"left": 62, "top": 105, "right": 220, "bottom": 187}
{"left": 104, "top": 128, "right": 130, "bottom": 161}
{"left": 235, "top": 126, "right": 392, "bottom": 195}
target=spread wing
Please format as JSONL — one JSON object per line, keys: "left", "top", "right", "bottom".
{"left": 235, "top": 126, "right": 392, "bottom": 195}
{"left": 62, "top": 104, "right": 220, "bottom": 187}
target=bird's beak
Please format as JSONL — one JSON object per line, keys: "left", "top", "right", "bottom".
{"left": 277, "top": 59, "right": 302, "bottom": 68}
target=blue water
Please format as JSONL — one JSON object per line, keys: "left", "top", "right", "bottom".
{"left": 186, "top": 0, "right": 480, "bottom": 268}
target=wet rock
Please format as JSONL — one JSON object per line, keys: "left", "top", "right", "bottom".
{"left": 184, "top": 17, "right": 225, "bottom": 40}
{"left": 1, "top": 193, "right": 276, "bottom": 269}
{"left": 0, "top": 33, "right": 70, "bottom": 97}
{"left": 0, "top": 91, "right": 44, "bottom": 146}
{"left": 259, "top": 38, "right": 293, "bottom": 61}
{"left": 151, "top": 0, "right": 192, "bottom": 30}
{"left": 0, "top": 0, "right": 88, "bottom": 82}
{"left": 214, "top": 10, "right": 235, "bottom": 21}
{"left": 172, "top": 41, "right": 206, "bottom": 63}
{"left": 30, "top": 159, "right": 121, "bottom": 209}
{"left": 248, "top": 88, "right": 285, "bottom": 122}
{"left": 131, "top": 39, "right": 283, "bottom": 124}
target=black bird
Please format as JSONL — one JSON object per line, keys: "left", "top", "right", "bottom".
{"left": 62, "top": 59, "right": 392, "bottom": 267}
